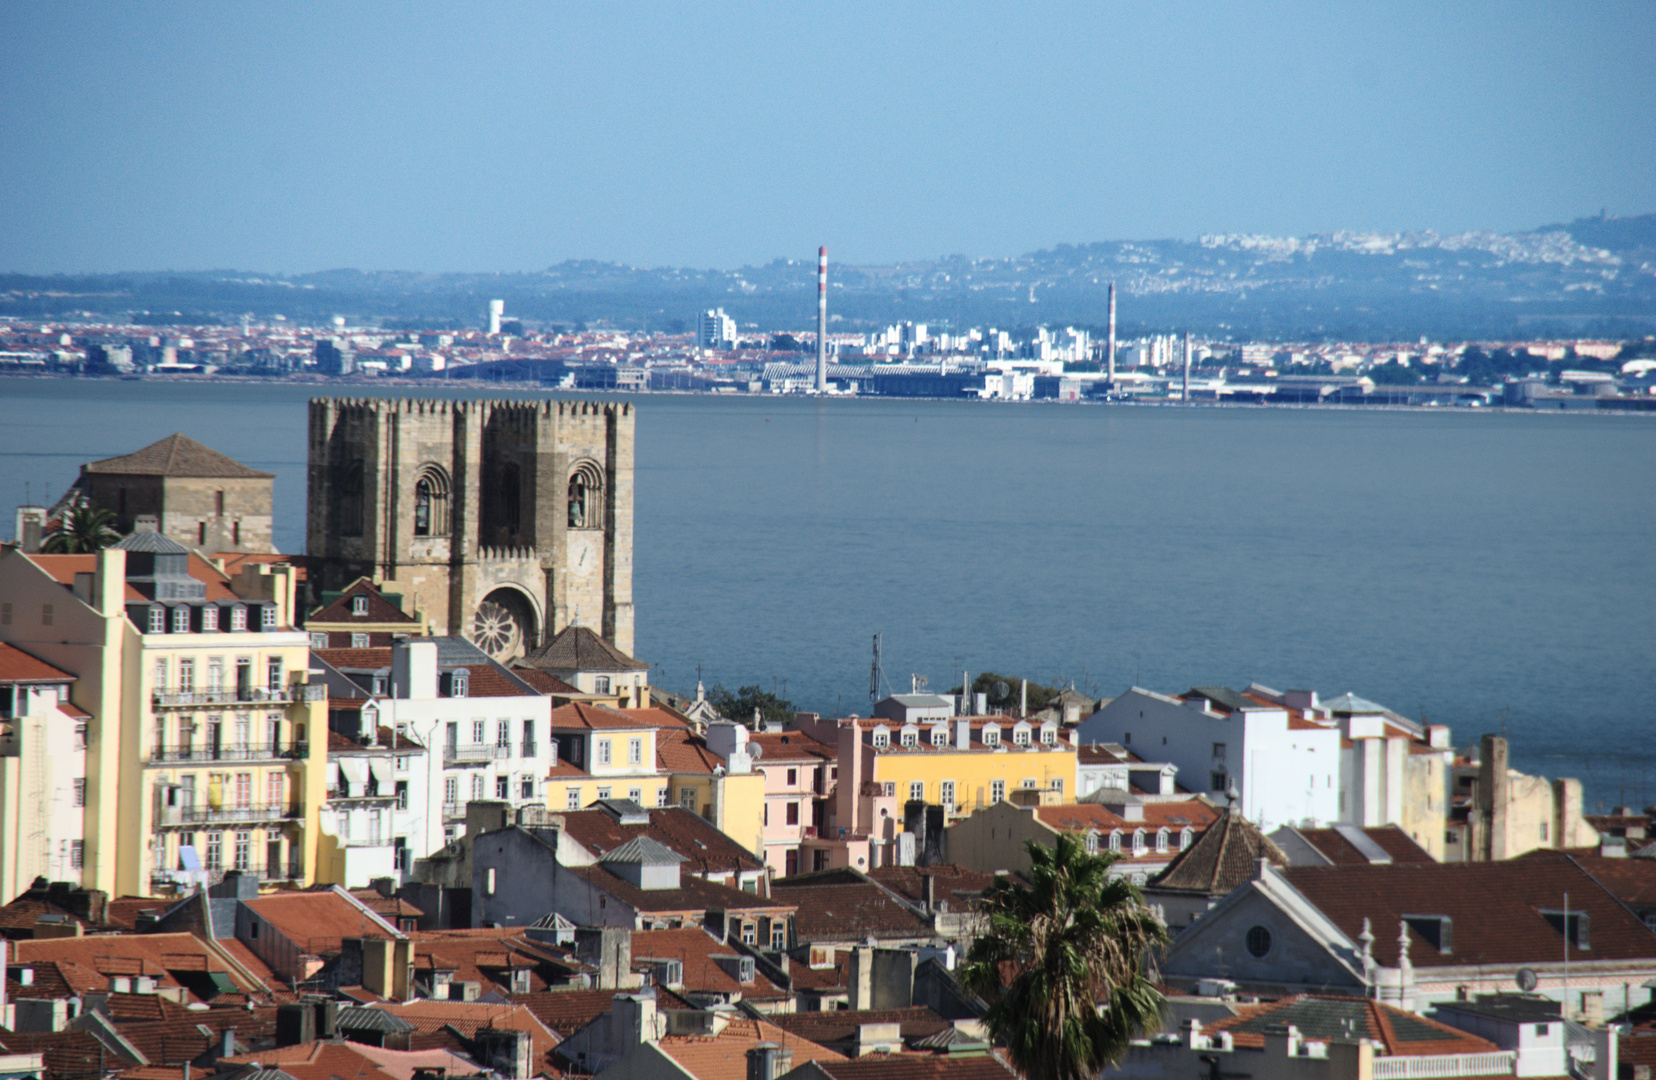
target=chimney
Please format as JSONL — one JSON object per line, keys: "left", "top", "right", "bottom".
{"left": 392, "top": 641, "right": 438, "bottom": 700}
{"left": 94, "top": 546, "right": 127, "bottom": 618}
{"left": 922, "top": 874, "right": 936, "bottom": 912}
{"left": 953, "top": 719, "right": 971, "bottom": 750}
{"left": 815, "top": 247, "right": 828, "bottom": 394}
{"left": 747, "top": 1043, "right": 791, "bottom": 1080}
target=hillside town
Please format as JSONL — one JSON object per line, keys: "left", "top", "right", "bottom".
{"left": 2, "top": 312, "right": 1654, "bottom": 409}
{"left": 0, "top": 418, "right": 1653, "bottom": 1080}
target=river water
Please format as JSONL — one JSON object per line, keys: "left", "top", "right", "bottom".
{"left": 3, "top": 379, "right": 1653, "bottom": 809}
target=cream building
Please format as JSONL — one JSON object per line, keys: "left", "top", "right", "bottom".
{"left": 0, "top": 643, "right": 89, "bottom": 898}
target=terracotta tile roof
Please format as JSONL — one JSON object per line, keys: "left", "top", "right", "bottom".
{"left": 0, "top": 643, "right": 75, "bottom": 684}
{"left": 1148, "top": 811, "right": 1287, "bottom": 896}
{"left": 522, "top": 625, "right": 648, "bottom": 672}
{"left": 242, "top": 890, "right": 398, "bottom": 956}
{"left": 1519, "top": 848, "right": 1656, "bottom": 911}
{"left": 1282, "top": 859, "right": 1656, "bottom": 968}
{"left": 655, "top": 1013, "right": 844, "bottom": 1080}
{"left": 655, "top": 729, "right": 725, "bottom": 774}
{"left": 1204, "top": 995, "right": 1498, "bottom": 1056}
{"left": 749, "top": 733, "right": 836, "bottom": 763}
{"left": 788, "top": 950, "right": 851, "bottom": 992}
{"left": 620, "top": 707, "right": 691, "bottom": 730}
{"left": 349, "top": 890, "right": 426, "bottom": 924}
{"left": 220, "top": 1040, "right": 403, "bottom": 1080}
{"left": 509, "top": 987, "right": 695, "bottom": 1037}
{"left": 214, "top": 552, "right": 307, "bottom": 583}
{"left": 547, "top": 760, "right": 591, "bottom": 779}
{"left": 1035, "top": 800, "right": 1219, "bottom": 835}
{"left": 1290, "top": 826, "right": 1435, "bottom": 866}
{"left": 404, "top": 928, "right": 586, "bottom": 994}
{"left": 315, "top": 647, "right": 394, "bottom": 670}
{"left": 511, "top": 667, "right": 583, "bottom": 696}
{"left": 550, "top": 702, "right": 655, "bottom": 731}
{"left": 569, "top": 865, "right": 790, "bottom": 919}
{"left": 806, "top": 1053, "right": 1015, "bottom": 1080}
{"left": 770, "top": 871, "right": 931, "bottom": 941}
{"left": 630, "top": 928, "right": 788, "bottom": 1001}
{"left": 378, "top": 999, "right": 561, "bottom": 1064}
{"left": 555, "top": 806, "right": 764, "bottom": 876}
{"left": 307, "top": 579, "right": 419, "bottom": 625}
{"left": 336, "top": 1044, "right": 482, "bottom": 1080}
{"left": 84, "top": 434, "right": 274, "bottom": 478}
{"left": 1077, "top": 744, "right": 1141, "bottom": 765}
{"left": 105, "top": 896, "right": 172, "bottom": 931}
{"left": 766, "top": 1006, "right": 950, "bottom": 1048}
{"left": 867, "top": 866, "right": 999, "bottom": 909}
{"left": 107, "top": 1000, "right": 280, "bottom": 1065}
{"left": 10, "top": 932, "right": 266, "bottom": 1002}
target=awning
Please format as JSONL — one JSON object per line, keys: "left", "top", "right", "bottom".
{"left": 327, "top": 761, "right": 340, "bottom": 790}
{"left": 368, "top": 758, "right": 393, "bottom": 790}
{"left": 338, "top": 757, "right": 368, "bottom": 790}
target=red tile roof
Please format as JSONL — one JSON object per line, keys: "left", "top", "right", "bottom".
{"left": 1519, "top": 848, "right": 1656, "bottom": 910}
{"left": 568, "top": 865, "right": 791, "bottom": 919}
{"left": 84, "top": 434, "right": 272, "bottom": 478}
{"left": 1290, "top": 825, "right": 1435, "bottom": 866}
{"left": 378, "top": 1000, "right": 560, "bottom": 1066}
{"left": 655, "top": 1013, "right": 844, "bottom": 1080}
{"left": 242, "top": 890, "right": 398, "bottom": 956}
{"left": 0, "top": 643, "right": 75, "bottom": 684}
{"left": 307, "top": 579, "right": 419, "bottom": 625}
{"left": 510, "top": 987, "right": 696, "bottom": 1038}
{"left": 770, "top": 871, "right": 931, "bottom": 941}
{"left": 621, "top": 707, "right": 691, "bottom": 730}
{"left": 1283, "top": 859, "right": 1656, "bottom": 968}
{"left": 766, "top": 1006, "right": 950, "bottom": 1048}
{"left": 9, "top": 932, "right": 268, "bottom": 1002}
{"left": 655, "top": 729, "right": 725, "bottom": 774}
{"left": 220, "top": 1041, "right": 404, "bottom": 1080}
{"left": 550, "top": 702, "right": 656, "bottom": 731}
{"left": 555, "top": 806, "right": 764, "bottom": 876}
{"left": 749, "top": 732, "right": 836, "bottom": 763}
{"left": 1203, "top": 995, "right": 1498, "bottom": 1056}
{"left": 866, "top": 865, "right": 999, "bottom": 909}
{"left": 511, "top": 667, "right": 583, "bottom": 696}
{"left": 630, "top": 927, "right": 788, "bottom": 1001}
{"left": 806, "top": 1053, "right": 1015, "bottom": 1080}
{"left": 404, "top": 927, "right": 586, "bottom": 995}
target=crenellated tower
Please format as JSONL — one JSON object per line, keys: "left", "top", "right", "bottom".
{"left": 305, "top": 397, "right": 634, "bottom": 660}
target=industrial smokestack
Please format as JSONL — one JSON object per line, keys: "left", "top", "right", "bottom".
{"left": 1182, "top": 331, "right": 1192, "bottom": 402}
{"left": 1106, "top": 282, "right": 1117, "bottom": 387}
{"left": 816, "top": 247, "right": 828, "bottom": 393}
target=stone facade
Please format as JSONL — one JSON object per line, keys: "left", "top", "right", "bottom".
{"left": 305, "top": 397, "right": 634, "bottom": 661}
{"left": 72, "top": 433, "right": 276, "bottom": 554}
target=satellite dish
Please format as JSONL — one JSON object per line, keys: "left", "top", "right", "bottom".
{"left": 992, "top": 680, "right": 1010, "bottom": 700}
{"left": 1515, "top": 968, "right": 1539, "bottom": 993}
{"left": 747, "top": 743, "right": 763, "bottom": 760}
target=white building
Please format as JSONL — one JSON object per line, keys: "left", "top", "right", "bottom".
{"left": 1076, "top": 686, "right": 1340, "bottom": 831}
{"left": 0, "top": 644, "right": 88, "bottom": 893}
{"left": 313, "top": 638, "right": 553, "bottom": 873}
{"left": 697, "top": 309, "right": 736, "bottom": 350}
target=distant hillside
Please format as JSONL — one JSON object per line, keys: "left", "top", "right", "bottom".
{"left": 3, "top": 213, "right": 1654, "bottom": 341}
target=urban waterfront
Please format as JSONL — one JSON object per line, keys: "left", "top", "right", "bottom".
{"left": 3, "top": 377, "right": 1652, "bottom": 806}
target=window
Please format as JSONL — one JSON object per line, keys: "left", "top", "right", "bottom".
{"left": 1156, "top": 829, "right": 1169, "bottom": 853}
{"left": 497, "top": 721, "right": 511, "bottom": 748}
{"left": 1109, "top": 831, "right": 1122, "bottom": 852}
{"left": 522, "top": 776, "right": 536, "bottom": 799}
{"left": 451, "top": 673, "right": 468, "bottom": 697}
{"left": 1014, "top": 727, "right": 1030, "bottom": 746}
{"left": 234, "top": 831, "right": 251, "bottom": 870}
{"left": 770, "top": 922, "right": 787, "bottom": 950}
{"left": 172, "top": 606, "right": 190, "bottom": 633}
{"left": 352, "top": 595, "right": 369, "bottom": 617}
{"left": 680, "top": 788, "right": 697, "bottom": 810}
{"left": 445, "top": 777, "right": 458, "bottom": 804}
{"left": 940, "top": 780, "right": 955, "bottom": 807}
{"left": 310, "top": 631, "right": 328, "bottom": 649}
{"left": 1246, "top": 925, "right": 1272, "bottom": 957}
{"left": 1085, "top": 832, "right": 1099, "bottom": 854}
{"left": 909, "top": 781, "right": 924, "bottom": 802}
{"left": 1040, "top": 727, "right": 1056, "bottom": 745}
{"left": 1212, "top": 742, "right": 1227, "bottom": 761}
{"left": 413, "top": 466, "right": 450, "bottom": 536}
{"left": 205, "top": 833, "right": 223, "bottom": 870}
{"left": 872, "top": 731, "right": 890, "bottom": 749}
{"left": 351, "top": 632, "right": 370, "bottom": 649}
{"left": 596, "top": 786, "right": 611, "bottom": 800}
{"left": 70, "top": 840, "right": 84, "bottom": 869}
{"left": 567, "top": 460, "right": 603, "bottom": 529}
{"left": 261, "top": 607, "right": 277, "bottom": 631}
{"left": 1211, "top": 772, "right": 1228, "bottom": 793}
{"left": 154, "top": 658, "right": 168, "bottom": 689}
{"left": 900, "top": 730, "right": 918, "bottom": 748}
{"left": 1540, "top": 821, "right": 1549, "bottom": 841}
{"left": 149, "top": 607, "right": 166, "bottom": 633}
{"left": 786, "top": 801, "right": 800, "bottom": 825}
{"left": 72, "top": 778, "right": 86, "bottom": 807}
{"left": 1541, "top": 910, "right": 1590, "bottom": 950}
{"left": 982, "top": 727, "right": 999, "bottom": 747}
{"left": 472, "top": 720, "right": 486, "bottom": 744}
{"left": 234, "top": 773, "right": 252, "bottom": 809}
{"left": 598, "top": 740, "right": 612, "bottom": 765}
{"left": 1051, "top": 778, "right": 1064, "bottom": 795}
{"left": 496, "top": 776, "right": 510, "bottom": 799}
{"left": 990, "top": 780, "right": 1006, "bottom": 803}
{"left": 741, "top": 921, "right": 757, "bottom": 945}
{"left": 931, "top": 726, "right": 949, "bottom": 746}
{"left": 567, "top": 788, "right": 582, "bottom": 810}
{"left": 1123, "top": 731, "right": 1132, "bottom": 745}
{"left": 201, "top": 606, "right": 218, "bottom": 632}
{"left": 657, "top": 787, "right": 670, "bottom": 807}
{"left": 471, "top": 774, "right": 485, "bottom": 800}
{"left": 594, "top": 676, "right": 611, "bottom": 695}
{"left": 786, "top": 768, "right": 797, "bottom": 786}
{"left": 1181, "top": 828, "right": 1194, "bottom": 850}
{"left": 1132, "top": 830, "right": 1146, "bottom": 853}
{"left": 628, "top": 737, "right": 642, "bottom": 764}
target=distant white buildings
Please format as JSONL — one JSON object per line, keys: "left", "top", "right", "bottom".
{"left": 697, "top": 308, "right": 736, "bottom": 350}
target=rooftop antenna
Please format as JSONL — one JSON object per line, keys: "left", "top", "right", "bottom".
{"left": 869, "top": 633, "right": 884, "bottom": 710}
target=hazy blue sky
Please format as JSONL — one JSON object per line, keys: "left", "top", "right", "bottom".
{"left": 2, "top": 2, "right": 1652, "bottom": 273}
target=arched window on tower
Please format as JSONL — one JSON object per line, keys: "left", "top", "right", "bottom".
{"left": 413, "top": 465, "right": 451, "bottom": 537}
{"left": 568, "top": 460, "right": 604, "bottom": 530}
{"left": 340, "top": 462, "right": 365, "bottom": 537}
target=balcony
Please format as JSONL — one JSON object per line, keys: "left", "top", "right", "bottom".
{"left": 147, "top": 741, "right": 309, "bottom": 765}
{"left": 151, "top": 862, "right": 302, "bottom": 891}
{"left": 155, "top": 801, "right": 302, "bottom": 827}
{"left": 521, "top": 741, "right": 538, "bottom": 758}
{"left": 443, "top": 743, "right": 510, "bottom": 765}
{"left": 152, "top": 687, "right": 296, "bottom": 708}
{"left": 441, "top": 801, "right": 461, "bottom": 820}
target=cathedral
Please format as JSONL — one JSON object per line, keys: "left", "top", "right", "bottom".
{"left": 305, "top": 397, "right": 634, "bottom": 660}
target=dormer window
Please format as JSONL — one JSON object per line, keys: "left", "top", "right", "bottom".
{"left": 900, "top": 729, "right": 918, "bottom": 748}
{"left": 1132, "top": 830, "right": 1146, "bottom": 853}
{"left": 1109, "top": 831, "right": 1122, "bottom": 852}
{"left": 352, "top": 596, "right": 369, "bottom": 617}
{"left": 930, "top": 726, "right": 949, "bottom": 747}
{"left": 871, "top": 730, "right": 890, "bottom": 749}
{"left": 201, "top": 606, "right": 218, "bottom": 632}
{"left": 1085, "top": 831, "right": 1099, "bottom": 854}
{"left": 1180, "top": 828, "right": 1194, "bottom": 850}
{"left": 1013, "top": 727, "right": 1031, "bottom": 747}
{"left": 450, "top": 672, "right": 468, "bottom": 698}
{"left": 230, "top": 606, "right": 247, "bottom": 632}
{"left": 172, "top": 606, "right": 190, "bottom": 633}
{"left": 261, "top": 606, "right": 277, "bottom": 630}
{"left": 982, "top": 726, "right": 1000, "bottom": 747}
{"left": 1156, "top": 829, "right": 1169, "bottom": 853}
{"left": 1040, "top": 726, "right": 1056, "bottom": 745}
{"left": 148, "top": 606, "right": 166, "bottom": 634}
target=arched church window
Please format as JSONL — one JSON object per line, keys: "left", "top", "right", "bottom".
{"left": 413, "top": 465, "right": 450, "bottom": 537}
{"left": 568, "top": 460, "right": 604, "bottom": 530}
{"left": 340, "top": 462, "right": 365, "bottom": 537}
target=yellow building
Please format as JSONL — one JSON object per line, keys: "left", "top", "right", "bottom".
{"left": 0, "top": 534, "right": 328, "bottom": 898}
{"left": 796, "top": 713, "right": 1078, "bottom": 871}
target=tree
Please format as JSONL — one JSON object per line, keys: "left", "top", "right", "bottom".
{"left": 949, "top": 671, "right": 1060, "bottom": 714}
{"left": 961, "top": 833, "right": 1169, "bottom": 1080}
{"left": 43, "top": 500, "right": 120, "bottom": 553}
{"left": 708, "top": 683, "right": 795, "bottom": 728}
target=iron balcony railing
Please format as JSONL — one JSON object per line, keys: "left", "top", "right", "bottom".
{"left": 147, "top": 741, "right": 309, "bottom": 764}
{"left": 155, "top": 801, "right": 302, "bottom": 827}
{"left": 326, "top": 787, "right": 400, "bottom": 803}
{"left": 151, "top": 862, "right": 303, "bottom": 890}
{"left": 521, "top": 741, "right": 538, "bottom": 758}
{"left": 152, "top": 687, "right": 297, "bottom": 707}
{"left": 444, "top": 743, "right": 510, "bottom": 764}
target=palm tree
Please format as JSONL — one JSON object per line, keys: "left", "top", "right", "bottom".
{"left": 43, "top": 500, "right": 120, "bottom": 553}
{"left": 961, "top": 832, "right": 1169, "bottom": 1080}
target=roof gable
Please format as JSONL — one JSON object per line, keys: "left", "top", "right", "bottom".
{"left": 522, "top": 625, "right": 648, "bottom": 672}
{"left": 84, "top": 434, "right": 274, "bottom": 479}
